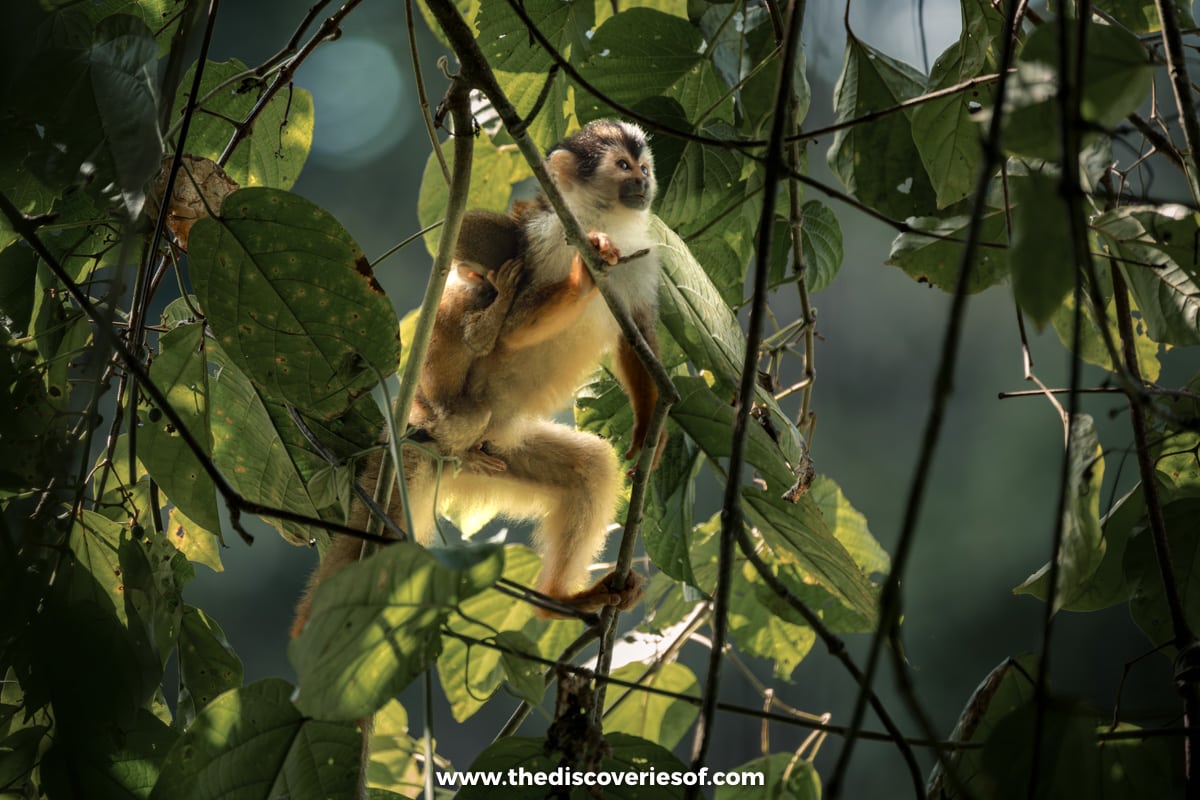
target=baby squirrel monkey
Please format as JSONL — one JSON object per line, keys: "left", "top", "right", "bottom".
{"left": 293, "top": 120, "right": 661, "bottom": 635}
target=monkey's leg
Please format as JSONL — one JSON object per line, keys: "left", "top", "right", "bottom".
{"left": 448, "top": 420, "right": 640, "bottom": 615}
{"left": 614, "top": 324, "right": 665, "bottom": 467}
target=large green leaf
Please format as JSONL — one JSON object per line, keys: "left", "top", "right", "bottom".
{"left": 1095, "top": 204, "right": 1200, "bottom": 346}
{"left": 1014, "top": 415, "right": 1105, "bottom": 610}
{"left": 575, "top": 9, "right": 703, "bottom": 116}
{"left": 191, "top": 187, "right": 400, "bottom": 418}
{"left": 176, "top": 607, "right": 244, "bottom": 731}
{"left": 1125, "top": 498, "right": 1200, "bottom": 653}
{"left": 152, "top": 679, "right": 360, "bottom": 800}
{"left": 205, "top": 342, "right": 328, "bottom": 545}
{"left": 928, "top": 655, "right": 1037, "bottom": 797}
{"left": 173, "top": 59, "right": 314, "bottom": 190}
{"left": 603, "top": 662, "right": 698, "bottom": 750}
{"left": 438, "top": 545, "right": 543, "bottom": 722}
{"left": 1009, "top": 171, "right": 1077, "bottom": 327}
{"left": 475, "top": 0, "right": 593, "bottom": 146}
{"left": 290, "top": 542, "right": 501, "bottom": 720}
{"left": 911, "top": 0, "right": 996, "bottom": 208}
{"left": 3, "top": 11, "right": 160, "bottom": 217}
{"left": 886, "top": 210, "right": 1010, "bottom": 293}
{"left": 1003, "top": 21, "right": 1153, "bottom": 160}
{"left": 655, "top": 217, "right": 806, "bottom": 471}
{"left": 828, "top": 35, "right": 937, "bottom": 219}
{"left": 139, "top": 323, "right": 222, "bottom": 535}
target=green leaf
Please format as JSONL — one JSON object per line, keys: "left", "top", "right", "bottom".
{"left": 743, "top": 488, "right": 878, "bottom": 623}
{"left": 1009, "top": 171, "right": 1076, "bottom": 327}
{"left": 291, "top": 542, "right": 501, "bottom": 720}
{"left": 498, "top": 630, "right": 545, "bottom": 707}
{"left": 176, "top": 607, "right": 244, "bottom": 731}
{"left": 191, "top": 187, "right": 400, "bottom": 418}
{"left": 1003, "top": 21, "right": 1153, "bottom": 159}
{"left": 1050, "top": 275, "right": 1162, "bottom": 383}
{"left": 40, "top": 709, "right": 176, "bottom": 800}
{"left": 928, "top": 654, "right": 1038, "bottom": 798}
{"left": 1095, "top": 0, "right": 1195, "bottom": 33}
{"left": 475, "top": 0, "right": 593, "bottom": 147}
{"left": 886, "top": 210, "right": 1010, "bottom": 292}
{"left": 715, "top": 753, "right": 821, "bottom": 800}
{"left": 417, "top": 128, "right": 527, "bottom": 255}
{"left": 644, "top": 434, "right": 701, "bottom": 585}
{"left": 910, "top": 0, "right": 996, "bottom": 208}
{"left": 604, "top": 662, "right": 698, "bottom": 751}
{"left": 1014, "top": 415, "right": 1105, "bottom": 610}
{"left": 438, "top": 546, "right": 546, "bottom": 721}
{"left": 1095, "top": 204, "right": 1200, "bottom": 346}
{"left": 1125, "top": 498, "right": 1200, "bottom": 653}
{"left": 205, "top": 343, "right": 327, "bottom": 546}
{"left": 801, "top": 200, "right": 844, "bottom": 293}
{"left": 4, "top": 12, "right": 160, "bottom": 217}
{"left": 139, "top": 323, "right": 222, "bottom": 535}
{"left": 655, "top": 218, "right": 806, "bottom": 471}
{"left": 152, "top": 679, "right": 360, "bottom": 800}
{"left": 731, "top": 560, "right": 816, "bottom": 678}
{"left": 828, "top": 35, "right": 937, "bottom": 219}
{"left": 656, "top": 127, "right": 745, "bottom": 235}
{"left": 366, "top": 700, "right": 424, "bottom": 795}
{"left": 576, "top": 9, "right": 704, "bottom": 116}
{"left": 173, "top": 59, "right": 314, "bottom": 190}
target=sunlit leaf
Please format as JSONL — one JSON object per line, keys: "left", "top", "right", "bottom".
{"left": 152, "top": 679, "right": 360, "bottom": 800}
{"left": 291, "top": 542, "right": 501, "bottom": 720}
{"left": 191, "top": 188, "right": 400, "bottom": 418}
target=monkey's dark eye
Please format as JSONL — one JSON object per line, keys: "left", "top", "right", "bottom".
{"left": 641, "top": 165, "right": 649, "bottom": 177}
{"left": 617, "top": 158, "right": 630, "bottom": 170}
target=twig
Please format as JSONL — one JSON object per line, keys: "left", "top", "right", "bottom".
{"left": 1154, "top": 0, "right": 1200, "bottom": 202}
{"left": 0, "top": 192, "right": 390, "bottom": 547}
{"left": 1029, "top": 4, "right": 1091, "bottom": 794}
{"left": 825, "top": 0, "right": 1023, "bottom": 793}
{"left": 688, "top": 1, "right": 804, "bottom": 789}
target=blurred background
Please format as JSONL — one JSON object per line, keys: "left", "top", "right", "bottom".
{"left": 183, "top": 1, "right": 1188, "bottom": 794}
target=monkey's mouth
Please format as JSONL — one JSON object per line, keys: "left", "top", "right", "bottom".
{"left": 620, "top": 193, "right": 649, "bottom": 210}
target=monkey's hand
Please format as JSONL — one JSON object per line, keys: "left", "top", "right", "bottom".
{"left": 462, "top": 442, "right": 507, "bottom": 474}
{"left": 537, "top": 570, "right": 645, "bottom": 619}
{"left": 486, "top": 257, "right": 524, "bottom": 302}
{"left": 587, "top": 231, "right": 621, "bottom": 268}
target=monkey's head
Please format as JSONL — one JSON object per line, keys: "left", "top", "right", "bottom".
{"left": 453, "top": 210, "right": 523, "bottom": 282}
{"left": 546, "top": 120, "right": 656, "bottom": 217}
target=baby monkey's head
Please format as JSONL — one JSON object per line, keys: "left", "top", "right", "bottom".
{"left": 547, "top": 120, "right": 656, "bottom": 215}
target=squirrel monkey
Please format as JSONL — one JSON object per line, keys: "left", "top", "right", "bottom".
{"left": 293, "top": 120, "right": 661, "bottom": 635}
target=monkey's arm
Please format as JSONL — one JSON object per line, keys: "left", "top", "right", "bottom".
{"left": 460, "top": 258, "right": 523, "bottom": 354}
{"left": 500, "top": 232, "right": 616, "bottom": 351}
{"left": 614, "top": 312, "right": 666, "bottom": 466}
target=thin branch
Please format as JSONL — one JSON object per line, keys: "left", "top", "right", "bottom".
{"left": 688, "top": 0, "right": 804, "bottom": 788}
{"left": 826, "top": 0, "right": 1023, "bottom": 793}
{"left": 217, "top": 0, "right": 364, "bottom": 167}
{"left": 1154, "top": 0, "right": 1200, "bottom": 203}
{"left": 1029, "top": 4, "right": 1091, "bottom": 794}
{"left": 0, "top": 193, "right": 391, "bottom": 547}
{"left": 406, "top": 0, "right": 450, "bottom": 185}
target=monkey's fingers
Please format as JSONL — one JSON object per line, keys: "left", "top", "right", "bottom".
{"left": 586, "top": 231, "right": 621, "bottom": 266}
{"left": 466, "top": 451, "right": 507, "bottom": 474}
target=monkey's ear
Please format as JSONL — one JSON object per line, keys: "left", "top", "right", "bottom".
{"left": 547, "top": 149, "right": 578, "bottom": 190}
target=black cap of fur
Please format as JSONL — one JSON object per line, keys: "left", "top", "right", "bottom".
{"left": 549, "top": 120, "right": 649, "bottom": 180}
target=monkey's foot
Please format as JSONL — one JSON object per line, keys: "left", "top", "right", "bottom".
{"left": 536, "top": 570, "right": 645, "bottom": 619}
{"left": 587, "top": 231, "right": 621, "bottom": 266}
